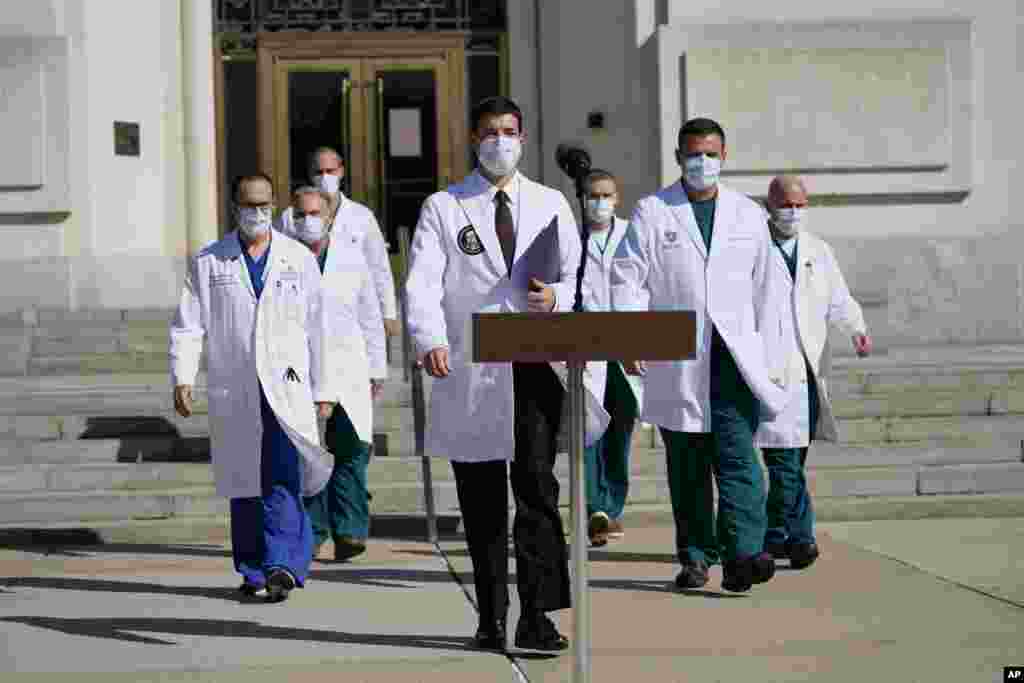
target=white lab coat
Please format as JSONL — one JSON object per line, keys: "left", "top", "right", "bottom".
{"left": 406, "top": 170, "right": 610, "bottom": 463}
{"left": 281, "top": 193, "right": 398, "bottom": 321}
{"left": 169, "top": 230, "right": 335, "bottom": 499}
{"left": 610, "top": 182, "right": 791, "bottom": 432}
{"left": 581, "top": 216, "right": 644, "bottom": 410}
{"left": 319, "top": 233, "right": 388, "bottom": 444}
{"left": 755, "top": 230, "right": 867, "bottom": 447}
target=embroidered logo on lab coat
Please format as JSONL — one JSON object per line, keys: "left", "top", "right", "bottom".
{"left": 665, "top": 230, "right": 678, "bottom": 243}
{"left": 457, "top": 225, "right": 484, "bottom": 256}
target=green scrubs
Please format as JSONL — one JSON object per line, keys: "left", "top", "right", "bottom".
{"left": 302, "top": 239, "right": 373, "bottom": 544}
{"left": 660, "top": 194, "right": 768, "bottom": 564}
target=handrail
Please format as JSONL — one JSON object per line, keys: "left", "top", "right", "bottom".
{"left": 397, "top": 223, "right": 437, "bottom": 543}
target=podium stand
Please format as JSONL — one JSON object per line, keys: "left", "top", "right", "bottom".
{"left": 473, "top": 310, "right": 695, "bottom": 683}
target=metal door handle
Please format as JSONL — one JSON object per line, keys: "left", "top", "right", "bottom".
{"left": 375, "top": 76, "right": 388, "bottom": 234}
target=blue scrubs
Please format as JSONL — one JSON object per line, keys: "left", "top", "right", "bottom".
{"left": 230, "top": 237, "right": 314, "bottom": 587}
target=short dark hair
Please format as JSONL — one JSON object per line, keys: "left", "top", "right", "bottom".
{"left": 677, "top": 117, "right": 726, "bottom": 149}
{"left": 470, "top": 96, "right": 524, "bottom": 133}
{"left": 584, "top": 168, "right": 619, "bottom": 193}
{"left": 232, "top": 173, "right": 274, "bottom": 201}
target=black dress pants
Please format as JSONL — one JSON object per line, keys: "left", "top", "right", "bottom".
{"left": 451, "top": 362, "right": 572, "bottom": 624}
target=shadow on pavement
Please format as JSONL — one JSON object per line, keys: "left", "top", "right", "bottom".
{"left": 408, "top": 547, "right": 678, "bottom": 564}
{"left": 0, "top": 539, "right": 232, "bottom": 559}
{"left": 0, "top": 577, "right": 251, "bottom": 604}
{"left": 0, "top": 616, "right": 477, "bottom": 652}
{"left": 589, "top": 578, "right": 746, "bottom": 598}
{"left": 310, "top": 567, "right": 479, "bottom": 588}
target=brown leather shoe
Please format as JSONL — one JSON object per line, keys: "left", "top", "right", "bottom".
{"left": 607, "top": 518, "right": 625, "bottom": 540}
{"left": 313, "top": 540, "right": 334, "bottom": 562}
{"left": 588, "top": 512, "right": 610, "bottom": 547}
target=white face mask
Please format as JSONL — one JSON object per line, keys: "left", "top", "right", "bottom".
{"left": 477, "top": 135, "right": 522, "bottom": 178}
{"left": 236, "top": 206, "right": 272, "bottom": 239}
{"left": 295, "top": 215, "right": 325, "bottom": 244}
{"left": 771, "top": 207, "right": 807, "bottom": 237}
{"left": 682, "top": 153, "right": 722, "bottom": 191}
{"left": 314, "top": 173, "right": 341, "bottom": 194}
{"left": 586, "top": 198, "right": 615, "bottom": 225}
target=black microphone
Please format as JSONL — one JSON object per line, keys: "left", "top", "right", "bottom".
{"left": 555, "top": 143, "right": 592, "bottom": 180}
{"left": 555, "top": 144, "right": 593, "bottom": 312}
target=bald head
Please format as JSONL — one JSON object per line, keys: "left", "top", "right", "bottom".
{"left": 767, "top": 175, "right": 808, "bottom": 209}
{"left": 766, "top": 175, "right": 809, "bottom": 237}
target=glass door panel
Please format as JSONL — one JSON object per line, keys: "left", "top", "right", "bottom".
{"left": 367, "top": 58, "right": 451, "bottom": 252}
{"left": 273, "top": 59, "right": 367, "bottom": 206}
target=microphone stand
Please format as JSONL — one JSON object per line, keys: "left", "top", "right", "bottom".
{"left": 565, "top": 166, "right": 592, "bottom": 681}
{"left": 572, "top": 172, "right": 590, "bottom": 313}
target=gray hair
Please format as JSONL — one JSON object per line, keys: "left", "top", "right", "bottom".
{"left": 307, "top": 146, "right": 343, "bottom": 180}
{"left": 291, "top": 185, "right": 330, "bottom": 212}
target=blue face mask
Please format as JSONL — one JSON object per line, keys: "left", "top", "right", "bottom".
{"left": 586, "top": 197, "right": 615, "bottom": 225}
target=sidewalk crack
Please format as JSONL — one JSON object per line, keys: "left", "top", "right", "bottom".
{"left": 435, "top": 541, "right": 531, "bottom": 683}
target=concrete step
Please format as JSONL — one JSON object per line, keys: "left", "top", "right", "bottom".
{"left": 0, "top": 436, "right": 209, "bottom": 465}
{"left": 3, "top": 458, "right": 1024, "bottom": 524}
{"left": 5, "top": 492, "right": 1024, "bottom": 549}
{"left": 0, "top": 487, "right": 230, "bottom": 525}
{"left": 0, "top": 462, "right": 212, "bottom": 493}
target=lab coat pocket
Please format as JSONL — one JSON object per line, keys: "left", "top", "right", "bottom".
{"left": 279, "top": 280, "right": 304, "bottom": 323}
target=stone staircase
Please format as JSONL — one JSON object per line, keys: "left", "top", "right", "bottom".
{"left": 1, "top": 308, "right": 1024, "bottom": 533}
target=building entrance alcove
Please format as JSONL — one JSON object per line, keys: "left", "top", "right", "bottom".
{"left": 215, "top": 1, "right": 508, "bottom": 251}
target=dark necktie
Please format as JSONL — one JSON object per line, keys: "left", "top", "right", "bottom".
{"left": 494, "top": 190, "right": 515, "bottom": 276}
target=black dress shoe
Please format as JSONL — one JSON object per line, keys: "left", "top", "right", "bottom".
{"left": 515, "top": 613, "right": 569, "bottom": 652}
{"left": 265, "top": 568, "right": 296, "bottom": 603}
{"left": 473, "top": 618, "right": 507, "bottom": 651}
{"left": 788, "top": 542, "right": 820, "bottom": 570}
{"left": 334, "top": 536, "right": 367, "bottom": 562}
{"left": 674, "top": 559, "right": 710, "bottom": 589}
{"left": 751, "top": 551, "right": 776, "bottom": 584}
{"left": 238, "top": 581, "right": 266, "bottom": 597}
{"left": 764, "top": 541, "right": 788, "bottom": 559}
{"left": 721, "top": 557, "right": 755, "bottom": 593}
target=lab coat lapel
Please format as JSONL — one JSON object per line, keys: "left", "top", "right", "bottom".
{"left": 601, "top": 217, "right": 625, "bottom": 268}
{"left": 707, "top": 188, "right": 735, "bottom": 264}
{"left": 512, "top": 176, "right": 543, "bottom": 266}
{"left": 457, "top": 175, "right": 507, "bottom": 278}
{"left": 227, "top": 231, "right": 258, "bottom": 301}
{"left": 262, "top": 234, "right": 287, "bottom": 300}
{"left": 795, "top": 236, "right": 815, "bottom": 297}
{"left": 667, "top": 183, "right": 708, "bottom": 260}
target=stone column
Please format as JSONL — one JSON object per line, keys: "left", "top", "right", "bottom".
{"left": 181, "top": 0, "right": 218, "bottom": 253}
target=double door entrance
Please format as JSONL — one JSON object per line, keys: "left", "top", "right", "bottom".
{"left": 255, "top": 33, "right": 469, "bottom": 249}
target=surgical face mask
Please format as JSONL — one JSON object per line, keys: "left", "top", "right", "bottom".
{"left": 236, "top": 206, "right": 272, "bottom": 238}
{"left": 295, "top": 215, "right": 325, "bottom": 244}
{"left": 477, "top": 135, "right": 522, "bottom": 177}
{"left": 586, "top": 197, "right": 615, "bottom": 225}
{"left": 314, "top": 173, "right": 341, "bottom": 194}
{"left": 682, "top": 153, "right": 722, "bottom": 191}
{"left": 771, "top": 207, "right": 807, "bottom": 237}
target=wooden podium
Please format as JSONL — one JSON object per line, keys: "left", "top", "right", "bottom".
{"left": 473, "top": 310, "right": 696, "bottom": 682}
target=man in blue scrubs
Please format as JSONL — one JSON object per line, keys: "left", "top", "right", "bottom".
{"left": 171, "top": 174, "right": 333, "bottom": 602}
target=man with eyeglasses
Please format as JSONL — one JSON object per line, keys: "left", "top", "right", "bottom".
{"left": 170, "top": 174, "right": 335, "bottom": 603}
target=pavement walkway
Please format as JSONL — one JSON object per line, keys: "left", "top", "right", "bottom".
{"left": 1, "top": 517, "right": 1021, "bottom": 682}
